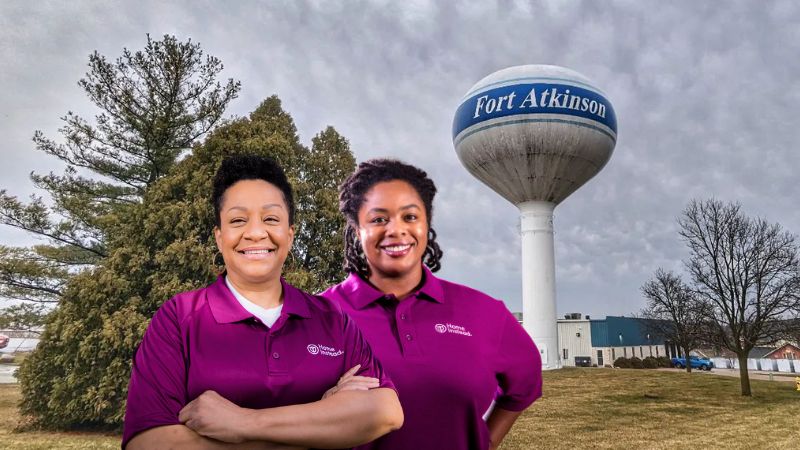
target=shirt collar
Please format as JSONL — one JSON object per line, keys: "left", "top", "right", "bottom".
{"left": 207, "top": 275, "right": 311, "bottom": 323}
{"left": 342, "top": 265, "right": 445, "bottom": 310}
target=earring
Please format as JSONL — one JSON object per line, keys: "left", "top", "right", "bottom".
{"left": 213, "top": 250, "right": 224, "bottom": 267}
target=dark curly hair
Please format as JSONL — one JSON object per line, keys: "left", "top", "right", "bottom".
{"left": 212, "top": 154, "right": 295, "bottom": 227}
{"left": 339, "top": 158, "right": 443, "bottom": 277}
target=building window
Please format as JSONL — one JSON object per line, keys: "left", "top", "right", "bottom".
{"left": 656, "top": 346, "right": 659, "bottom": 357}
{"left": 640, "top": 346, "right": 643, "bottom": 357}
{"left": 612, "top": 348, "right": 616, "bottom": 359}
{"left": 623, "top": 347, "right": 627, "bottom": 357}
{"left": 563, "top": 349, "right": 568, "bottom": 360}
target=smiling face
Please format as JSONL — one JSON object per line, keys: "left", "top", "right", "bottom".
{"left": 356, "top": 180, "right": 428, "bottom": 282}
{"left": 214, "top": 179, "right": 294, "bottom": 288}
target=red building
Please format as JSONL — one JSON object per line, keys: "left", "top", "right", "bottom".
{"left": 764, "top": 343, "right": 800, "bottom": 360}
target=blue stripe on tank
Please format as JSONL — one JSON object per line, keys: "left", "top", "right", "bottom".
{"left": 452, "top": 83, "right": 617, "bottom": 140}
{"left": 453, "top": 118, "right": 617, "bottom": 147}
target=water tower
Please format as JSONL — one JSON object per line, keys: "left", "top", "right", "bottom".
{"left": 452, "top": 65, "right": 617, "bottom": 369}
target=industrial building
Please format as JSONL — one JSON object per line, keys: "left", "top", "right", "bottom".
{"left": 556, "top": 314, "right": 674, "bottom": 367}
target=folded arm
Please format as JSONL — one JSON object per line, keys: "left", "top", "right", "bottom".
{"left": 180, "top": 387, "right": 403, "bottom": 449}
{"left": 126, "top": 424, "right": 304, "bottom": 450}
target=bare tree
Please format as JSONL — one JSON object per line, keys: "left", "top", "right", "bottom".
{"left": 679, "top": 199, "right": 800, "bottom": 396}
{"left": 640, "top": 268, "right": 706, "bottom": 372}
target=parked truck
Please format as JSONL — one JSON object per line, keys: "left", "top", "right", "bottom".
{"left": 671, "top": 356, "right": 713, "bottom": 370}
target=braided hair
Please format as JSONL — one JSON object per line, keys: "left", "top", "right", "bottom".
{"left": 339, "top": 159, "right": 443, "bottom": 278}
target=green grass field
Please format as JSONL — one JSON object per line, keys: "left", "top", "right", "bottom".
{"left": 0, "top": 383, "right": 118, "bottom": 449}
{"left": 503, "top": 368, "right": 799, "bottom": 449}
{"left": 0, "top": 368, "right": 797, "bottom": 449}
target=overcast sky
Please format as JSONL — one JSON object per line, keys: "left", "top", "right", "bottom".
{"left": 2, "top": 0, "right": 798, "bottom": 317}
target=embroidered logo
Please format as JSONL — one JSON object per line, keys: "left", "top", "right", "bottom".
{"left": 307, "top": 344, "right": 344, "bottom": 357}
{"left": 435, "top": 323, "right": 473, "bottom": 337}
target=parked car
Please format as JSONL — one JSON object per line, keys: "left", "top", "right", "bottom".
{"left": 671, "top": 356, "right": 713, "bottom": 370}
{"left": 0, "top": 334, "right": 8, "bottom": 349}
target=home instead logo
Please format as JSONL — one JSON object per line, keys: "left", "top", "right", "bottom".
{"left": 307, "top": 344, "right": 343, "bottom": 357}
{"left": 434, "top": 323, "right": 472, "bottom": 337}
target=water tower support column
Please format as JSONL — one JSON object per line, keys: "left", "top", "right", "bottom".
{"left": 519, "top": 200, "right": 560, "bottom": 370}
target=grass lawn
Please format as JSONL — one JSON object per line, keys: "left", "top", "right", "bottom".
{"left": 0, "top": 384, "right": 118, "bottom": 449}
{"left": 502, "top": 368, "right": 799, "bottom": 449}
{"left": 0, "top": 368, "right": 797, "bottom": 449}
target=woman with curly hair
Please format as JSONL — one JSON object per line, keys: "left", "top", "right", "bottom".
{"left": 321, "top": 159, "right": 542, "bottom": 450}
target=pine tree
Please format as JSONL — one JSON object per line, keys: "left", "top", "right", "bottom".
{"left": 17, "top": 97, "right": 356, "bottom": 429}
{"left": 0, "top": 34, "right": 240, "bottom": 304}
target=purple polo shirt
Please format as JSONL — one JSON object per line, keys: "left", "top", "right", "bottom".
{"left": 122, "top": 276, "right": 394, "bottom": 448}
{"left": 321, "top": 267, "right": 542, "bottom": 450}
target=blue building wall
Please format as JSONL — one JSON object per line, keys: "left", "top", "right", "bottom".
{"left": 590, "top": 316, "right": 666, "bottom": 347}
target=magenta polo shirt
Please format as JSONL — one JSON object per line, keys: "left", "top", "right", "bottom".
{"left": 320, "top": 267, "right": 542, "bottom": 450}
{"left": 122, "top": 276, "right": 394, "bottom": 448}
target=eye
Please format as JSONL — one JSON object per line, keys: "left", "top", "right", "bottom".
{"left": 370, "top": 216, "right": 387, "bottom": 224}
{"left": 264, "top": 216, "right": 280, "bottom": 223}
{"left": 404, "top": 213, "right": 418, "bottom": 221}
{"left": 230, "top": 218, "right": 246, "bottom": 225}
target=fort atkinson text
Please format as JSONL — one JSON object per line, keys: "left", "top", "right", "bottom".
{"left": 473, "top": 86, "right": 607, "bottom": 120}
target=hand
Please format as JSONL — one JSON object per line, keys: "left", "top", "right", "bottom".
{"left": 322, "top": 364, "right": 380, "bottom": 399}
{"left": 179, "top": 390, "right": 252, "bottom": 443}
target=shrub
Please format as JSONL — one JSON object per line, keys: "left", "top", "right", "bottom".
{"left": 642, "top": 356, "right": 659, "bottom": 369}
{"left": 629, "top": 357, "right": 644, "bottom": 369}
{"left": 656, "top": 356, "right": 672, "bottom": 368}
{"left": 613, "top": 357, "right": 630, "bottom": 368}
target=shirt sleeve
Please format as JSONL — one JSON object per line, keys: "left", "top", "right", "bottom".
{"left": 122, "top": 299, "right": 187, "bottom": 448}
{"left": 340, "top": 311, "right": 396, "bottom": 393}
{"left": 494, "top": 308, "right": 542, "bottom": 411}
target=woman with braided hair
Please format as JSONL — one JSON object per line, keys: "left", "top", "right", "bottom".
{"left": 321, "top": 159, "right": 542, "bottom": 450}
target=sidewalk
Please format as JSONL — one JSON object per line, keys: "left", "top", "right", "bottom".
{"left": 0, "top": 364, "right": 17, "bottom": 384}
{"left": 660, "top": 367, "right": 797, "bottom": 383}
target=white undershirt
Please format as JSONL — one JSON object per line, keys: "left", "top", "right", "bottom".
{"left": 225, "top": 276, "right": 283, "bottom": 328}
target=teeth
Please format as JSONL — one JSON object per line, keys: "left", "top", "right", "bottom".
{"left": 384, "top": 245, "right": 410, "bottom": 252}
{"left": 242, "top": 249, "right": 273, "bottom": 254}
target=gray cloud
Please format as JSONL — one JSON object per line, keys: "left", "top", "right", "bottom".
{"left": 1, "top": 0, "right": 799, "bottom": 317}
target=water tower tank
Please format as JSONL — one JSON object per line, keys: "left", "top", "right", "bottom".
{"left": 452, "top": 65, "right": 617, "bottom": 369}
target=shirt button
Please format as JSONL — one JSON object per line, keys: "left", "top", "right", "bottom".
{"left": 405, "top": 334, "right": 413, "bottom": 341}
{"left": 272, "top": 352, "right": 280, "bottom": 359}
{"left": 400, "top": 314, "right": 407, "bottom": 320}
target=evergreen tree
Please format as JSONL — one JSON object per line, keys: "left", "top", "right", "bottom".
{"left": 293, "top": 126, "right": 356, "bottom": 289}
{"left": 0, "top": 34, "right": 240, "bottom": 304}
{"left": 0, "top": 302, "right": 47, "bottom": 332}
{"left": 17, "top": 97, "right": 356, "bottom": 429}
